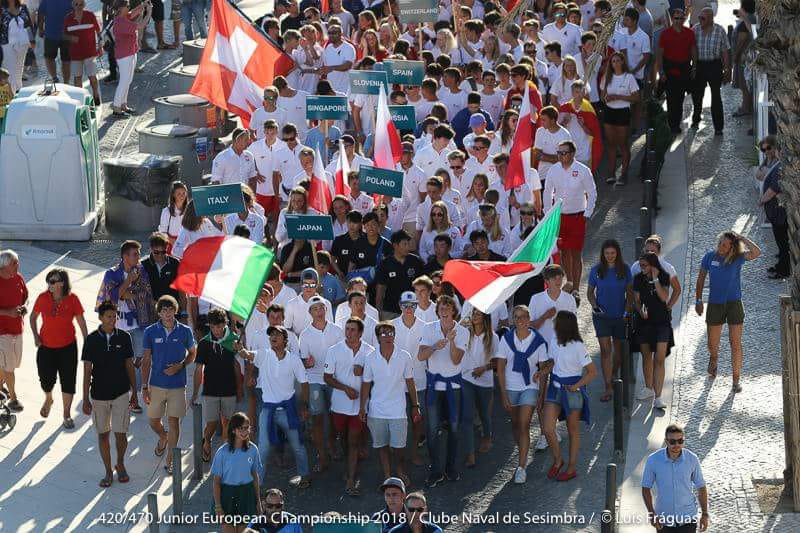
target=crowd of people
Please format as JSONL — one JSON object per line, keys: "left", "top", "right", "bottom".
{"left": 0, "top": 0, "right": 769, "bottom": 531}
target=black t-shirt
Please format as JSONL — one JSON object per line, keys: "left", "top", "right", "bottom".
{"left": 331, "top": 232, "right": 366, "bottom": 274}
{"left": 196, "top": 337, "right": 239, "bottom": 397}
{"left": 142, "top": 256, "right": 180, "bottom": 303}
{"left": 633, "top": 271, "right": 671, "bottom": 325}
{"left": 375, "top": 253, "right": 426, "bottom": 313}
{"left": 81, "top": 328, "right": 133, "bottom": 401}
{"left": 349, "top": 235, "right": 392, "bottom": 271}
{"left": 424, "top": 255, "right": 450, "bottom": 276}
{"left": 279, "top": 240, "right": 315, "bottom": 283}
{"left": 466, "top": 251, "right": 507, "bottom": 262}
{"left": 280, "top": 14, "right": 304, "bottom": 34}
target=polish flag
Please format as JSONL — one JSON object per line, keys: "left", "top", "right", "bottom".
{"left": 308, "top": 148, "right": 334, "bottom": 213}
{"left": 373, "top": 86, "right": 402, "bottom": 170}
{"left": 334, "top": 139, "right": 351, "bottom": 196}
{"left": 505, "top": 82, "right": 535, "bottom": 190}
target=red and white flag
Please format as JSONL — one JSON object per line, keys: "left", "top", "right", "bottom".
{"left": 334, "top": 139, "right": 351, "bottom": 196}
{"left": 373, "top": 86, "right": 402, "bottom": 170}
{"left": 308, "top": 148, "right": 334, "bottom": 213}
{"left": 190, "top": 0, "right": 294, "bottom": 128}
{"left": 505, "top": 82, "right": 534, "bottom": 190}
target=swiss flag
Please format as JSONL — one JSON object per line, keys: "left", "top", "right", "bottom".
{"left": 190, "top": 0, "right": 294, "bottom": 128}
{"left": 334, "top": 140, "right": 351, "bottom": 196}
{"left": 505, "top": 82, "right": 536, "bottom": 190}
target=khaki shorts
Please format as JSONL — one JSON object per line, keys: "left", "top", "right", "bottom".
{"left": 0, "top": 334, "right": 23, "bottom": 372}
{"left": 71, "top": 57, "right": 98, "bottom": 78}
{"left": 203, "top": 395, "right": 236, "bottom": 422}
{"left": 93, "top": 392, "right": 131, "bottom": 434}
{"left": 706, "top": 300, "right": 745, "bottom": 326}
{"left": 148, "top": 386, "right": 187, "bottom": 419}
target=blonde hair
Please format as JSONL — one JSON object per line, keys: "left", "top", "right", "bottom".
{"left": 466, "top": 173, "right": 489, "bottom": 202}
{"left": 427, "top": 201, "right": 453, "bottom": 232}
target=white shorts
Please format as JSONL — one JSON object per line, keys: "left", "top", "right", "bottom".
{"left": 367, "top": 417, "right": 407, "bottom": 449}
{"left": 71, "top": 57, "right": 97, "bottom": 78}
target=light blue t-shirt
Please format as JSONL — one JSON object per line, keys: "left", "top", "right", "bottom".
{"left": 700, "top": 251, "right": 745, "bottom": 304}
{"left": 641, "top": 447, "right": 705, "bottom": 525}
{"left": 210, "top": 443, "right": 262, "bottom": 485}
{"left": 588, "top": 264, "right": 633, "bottom": 319}
{"left": 142, "top": 321, "right": 195, "bottom": 389}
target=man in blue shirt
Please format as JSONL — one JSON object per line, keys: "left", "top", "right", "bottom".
{"left": 142, "top": 295, "right": 196, "bottom": 473}
{"left": 642, "top": 423, "right": 709, "bottom": 532}
{"left": 38, "top": 0, "right": 75, "bottom": 82}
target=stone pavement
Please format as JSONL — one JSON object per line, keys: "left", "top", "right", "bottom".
{"left": 618, "top": 70, "right": 800, "bottom": 531}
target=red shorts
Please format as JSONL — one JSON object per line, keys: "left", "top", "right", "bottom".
{"left": 558, "top": 212, "right": 587, "bottom": 251}
{"left": 332, "top": 412, "right": 365, "bottom": 434}
{"left": 255, "top": 194, "right": 280, "bottom": 217}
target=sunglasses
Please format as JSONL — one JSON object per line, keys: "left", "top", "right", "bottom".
{"left": 400, "top": 303, "right": 418, "bottom": 309}
{"left": 556, "top": 150, "right": 571, "bottom": 155}
{"left": 283, "top": 137, "right": 297, "bottom": 142}
{"left": 667, "top": 438, "right": 685, "bottom": 445}
{"left": 379, "top": 331, "right": 395, "bottom": 337}
{"left": 520, "top": 210, "right": 535, "bottom": 216}
{"left": 302, "top": 283, "right": 317, "bottom": 289}
{"left": 474, "top": 146, "right": 487, "bottom": 151}
{"left": 407, "top": 507, "right": 425, "bottom": 513}
{"left": 431, "top": 212, "right": 444, "bottom": 217}
{"left": 449, "top": 165, "right": 463, "bottom": 170}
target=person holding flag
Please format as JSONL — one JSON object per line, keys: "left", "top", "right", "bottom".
{"left": 557, "top": 80, "right": 603, "bottom": 173}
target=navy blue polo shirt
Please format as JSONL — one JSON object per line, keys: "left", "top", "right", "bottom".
{"left": 143, "top": 321, "right": 195, "bottom": 389}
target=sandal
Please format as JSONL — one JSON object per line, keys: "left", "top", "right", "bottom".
{"left": 547, "top": 463, "right": 562, "bottom": 480}
{"left": 40, "top": 398, "right": 53, "bottom": 418}
{"left": 202, "top": 440, "right": 212, "bottom": 462}
{"left": 707, "top": 360, "right": 718, "bottom": 378}
{"left": 296, "top": 477, "right": 311, "bottom": 489}
{"left": 165, "top": 460, "right": 174, "bottom": 475}
{"left": 115, "top": 465, "right": 130, "bottom": 483}
{"left": 99, "top": 475, "right": 113, "bottom": 488}
{"left": 63, "top": 417, "right": 75, "bottom": 429}
{"left": 155, "top": 435, "right": 168, "bottom": 457}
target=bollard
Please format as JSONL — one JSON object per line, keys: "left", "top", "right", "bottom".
{"left": 646, "top": 128, "right": 655, "bottom": 152}
{"left": 635, "top": 236, "right": 645, "bottom": 261}
{"left": 601, "top": 509, "right": 614, "bottom": 533}
{"left": 192, "top": 403, "right": 203, "bottom": 480}
{"left": 613, "top": 379, "right": 624, "bottom": 460}
{"left": 172, "top": 448, "right": 183, "bottom": 516}
{"left": 639, "top": 207, "right": 651, "bottom": 239}
{"left": 620, "top": 339, "right": 631, "bottom": 413}
{"left": 606, "top": 463, "right": 618, "bottom": 530}
{"left": 147, "top": 492, "right": 160, "bottom": 533}
{"left": 643, "top": 180, "right": 654, "bottom": 210}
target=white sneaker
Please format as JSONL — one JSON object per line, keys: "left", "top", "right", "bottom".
{"left": 637, "top": 387, "right": 654, "bottom": 400}
{"left": 535, "top": 434, "right": 549, "bottom": 450}
{"left": 513, "top": 466, "right": 527, "bottom": 484}
{"left": 653, "top": 397, "right": 666, "bottom": 410}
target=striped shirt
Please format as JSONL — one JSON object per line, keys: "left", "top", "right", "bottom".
{"left": 692, "top": 23, "right": 728, "bottom": 61}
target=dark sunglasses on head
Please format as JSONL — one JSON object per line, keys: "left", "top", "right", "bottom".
{"left": 407, "top": 506, "right": 425, "bottom": 513}
{"left": 667, "top": 438, "right": 684, "bottom": 445}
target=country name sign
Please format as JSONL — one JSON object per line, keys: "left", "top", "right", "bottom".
{"left": 286, "top": 214, "right": 335, "bottom": 241}
{"left": 358, "top": 165, "right": 404, "bottom": 198}
{"left": 192, "top": 184, "right": 245, "bottom": 216}
{"left": 306, "top": 96, "right": 349, "bottom": 120}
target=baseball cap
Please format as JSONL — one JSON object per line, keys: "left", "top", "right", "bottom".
{"left": 400, "top": 291, "right": 418, "bottom": 305}
{"left": 380, "top": 477, "right": 406, "bottom": 493}
{"left": 266, "top": 325, "right": 289, "bottom": 339}
{"left": 307, "top": 295, "right": 326, "bottom": 309}
{"left": 402, "top": 141, "right": 414, "bottom": 153}
{"left": 469, "top": 113, "right": 486, "bottom": 128}
{"left": 301, "top": 268, "right": 319, "bottom": 283}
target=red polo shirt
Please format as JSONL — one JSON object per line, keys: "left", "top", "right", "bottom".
{"left": 0, "top": 274, "right": 28, "bottom": 335}
{"left": 33, "top": 291, "right": 84, "bottom": 348}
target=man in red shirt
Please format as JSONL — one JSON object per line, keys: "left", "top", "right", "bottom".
{"left": 0, "top": 249, "right": 28, "bottom": 412}
{"left": 654, "top": 8, "right": 698, "bottom": 134}
{"left": 63, "top": 0, "right": 102, "bottom": 105}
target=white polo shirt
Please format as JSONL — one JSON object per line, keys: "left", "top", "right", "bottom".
{"left": 413, "top": 143, "right": 452, "bottom": 178}
{"left": 541, "top": 21, "right": 583, "bottom": 57}
{"left": 347, "top": 192, "right": 375, "bottom": 215}
{"left": 323, "top": 340, "right": 371, "bottom": 416}
{"left": 224, "top": 211, "right": 266, "bottom": 243}
{"left": 277, "top": 89, "right": 310, "bottom": 140}
{"left": 274, "top": 144, "right": 306, "bottom": 200}
{"left": 211, "top": 147, "right": 256, "bottom": 185}
{"left": 534, "top": 125, "right": 572, "bottom": 181}
{"left": 529, "top": 290, "right": 578, "bottom": 341}
{"left": 610, "top": 28, "right": 651, "bottom": 79}
{"left": 396, "top": 162, "right": 427, "bottom": 224}
{"left": 420, "top": 320, "right": 469, "bottom": 390}
{"left": 250, "top": 106, "right": 288, "bottom": 140}
{"left": 416, "top": 197, "right": 462, "bottom": 231}
{"left": 392, "top": 316, "right": 428, "bottom": 391}
{"left": 322, "top": 41, "right": 356, "bottom": 94}
{"left": 335, "top": 301, "right": 380, "bottom": 324}
{"left": 248, "top": 138, "right": 288, "bottom": 196}
{"left": 253, "top": 348, "right": 308, "bottom": 403}
{"left": 362, "top": 347, "right": 414, "bottom": 419}
{"left": 272, "top": 284, "right": 297, "bottom": 309}
{"left": 543, "top": 160, "right": 597, "bottom": 217}
{"left": 414, "top": 303, "right": 438, "bottom": 324}
{"left": 298, "top": 321, "right": 344, "bottom": 384}
{"left": 436, "top": 87, "right": 468, "bottom": 120}
{"left": 494, "top": 331, "right": 549, "bottom": 391}
{"left": 285, "top": 295, "right": 334, "bottom": 336}
{"left": 461, "top": 331, "right": 498, "bottom": 388}
{"left": 335, "top": 314, "right": 378, "bottom": 349}
{"left": 247, "top": 324, "right": 299, "bottom": 359}
{"left": 549, "top": 339, "right": 592, "bottom": 378}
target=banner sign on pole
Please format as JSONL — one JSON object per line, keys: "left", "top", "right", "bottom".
{"left": 388, "top": 105, "right": 416, "bottom": 130}
{"left": 398, "top": 0, "right": 439, "bottom": 23}
{"left": 349, "top": 70, "right": 390, "bottom": 95}
{"left": 306, "top": 95, "right": 350, "bottom": 120}
{"left": 383, "top": 60, "right": 425, "bottom": 86}
{"left": 286, "top": 214, "right": 335, "bottom": 241}
{"left": 358, "top": 165, "right": 404, "bottom": 198}
{"left": 192, "top": 184, "right": 245, "bottom": 216}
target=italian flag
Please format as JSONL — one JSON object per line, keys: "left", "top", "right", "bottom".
{"left": 443, "top": 202, "right": 561, "bottom": 313}
{"left": 171, "top": 236, "right": 275, "bottom": 318}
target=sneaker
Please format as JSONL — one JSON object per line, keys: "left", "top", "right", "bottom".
{"left": 653, "top": 397, "right": 666, "bottom": 410}
{"left": 535, "top": 434, "right": 549, "bottom": 450}
{"left": 615, "top": 174, "right": 627, "bottom": 186}
{"left": 605, "top": 176, "right": 616, "bottom": 184}
{"left": 7, "top": 399, "right": 23, "bottom": 412}
{"left": 513, "top": 466, "right": 527, "bottom": 484}
{"left": 637, "top": 387, "right": 654, "bottom": 400}
{"left": 733, "top": 382, "right": 743, "bottom": 393}
{"left": 425, "top": 473, "right": 445, "bottom": 488}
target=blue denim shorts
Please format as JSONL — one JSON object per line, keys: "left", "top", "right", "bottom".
{"left": 308, "top": 383, "right": 330, "bottom": 416}
{"left": 592, "top": 314, "right": 626, "bottom": 340}
{"left": 507, "top": 388, "right": 537, "bottom": 406}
